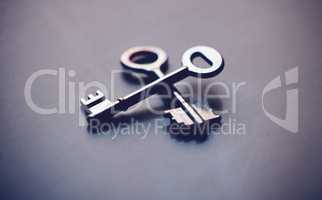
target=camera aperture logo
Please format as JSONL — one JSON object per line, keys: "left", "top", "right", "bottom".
{"left": 261, "top": 67, "right": 299, "bottom": 133}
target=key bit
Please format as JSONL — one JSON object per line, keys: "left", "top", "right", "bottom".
{"left": 164, "top": 107, "right": 194, "bottom": 126}
{"left": 80, "top": 90, "right": 118, "bottom": 117}
{"left": 80, "top": 90, "right": 105, "bottom": 110}
{"left": 192, "top": 105, "right": 220, "bottom": 122}
{"left": 164, "top": 105, "right": 220, "bottom": 127}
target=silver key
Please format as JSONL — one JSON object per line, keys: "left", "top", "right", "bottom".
{"left": 121, "top": 46, "right": 221, "bottom": 126}
{"left": 81, "top": 46, "right": 223, "bottom": 122}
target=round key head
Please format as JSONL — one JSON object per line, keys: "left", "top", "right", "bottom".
{"left": 120, "top": 46, "right": 168, "bottom": 74}
{"left": 182, "top": 46, "right": 224, "bottom": 78}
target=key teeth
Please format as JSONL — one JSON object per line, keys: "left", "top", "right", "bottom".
{"left": 164, "top": 105, "right": 221, "bottom": 136}
{"left": 164, "top": 106, "right": 220, "bottom": 125}
{"left": 192, "top": 104, "right": 220, "bottom": 121}
{"left": 164, "top": 107, "right": 194, "bottom": 126}
{"left": 80, "top": 90, "right": 106, "bottom": 110}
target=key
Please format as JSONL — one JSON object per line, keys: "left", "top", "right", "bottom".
{"left": 120, "top": 46, "right": 222, "bottom": 126}
{"left": 81, "top": 46, "right": 223, "bottom": 121}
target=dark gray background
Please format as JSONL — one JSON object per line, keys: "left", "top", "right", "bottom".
{"left": 0, "top": 0, "right": 322, "bottom": 199}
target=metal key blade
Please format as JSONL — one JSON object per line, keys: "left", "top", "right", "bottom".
{"left": 165, "top": 104, "right": 220, "bottom": 127}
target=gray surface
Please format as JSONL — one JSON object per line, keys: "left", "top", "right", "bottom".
{"left": 1, "top": 0, "right": 322, "bottom": 199}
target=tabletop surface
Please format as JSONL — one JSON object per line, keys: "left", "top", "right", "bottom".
{"left": 1, "top": 0, "right": 322, "bottom": 199}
